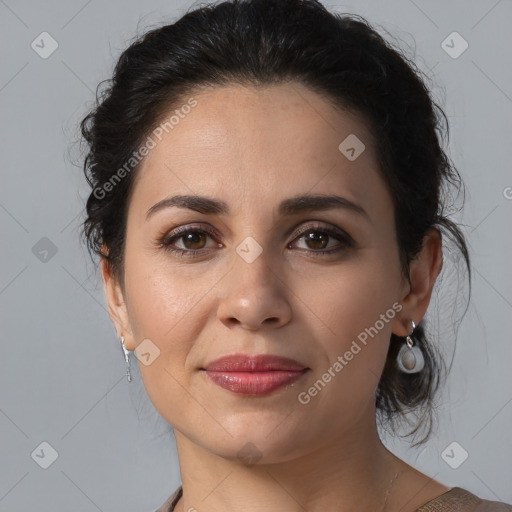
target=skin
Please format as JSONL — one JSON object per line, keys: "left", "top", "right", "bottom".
{"left": 101, "top": 83, "right": 446, "bottom": 512}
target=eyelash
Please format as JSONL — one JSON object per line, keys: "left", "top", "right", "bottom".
{"left": 158, "top": 223, "right": 354, "bottom": 258}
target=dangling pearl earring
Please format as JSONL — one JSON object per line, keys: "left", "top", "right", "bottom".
{"left": 120, "top": 335, "right": 133, "bottom": 382}
{"left": 397, "top": 320, "right": 425, "bottom": 374}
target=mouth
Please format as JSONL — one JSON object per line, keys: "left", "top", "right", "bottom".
{"left": 200, "top": 354, "right": 309, "bottom": 396}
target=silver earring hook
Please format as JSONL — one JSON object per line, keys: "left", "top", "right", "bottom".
{"left": 406, "top": 320, "right": 416, "bottom": 348}
{"left": 120, "top": 335, "right": 133, "bottom": 382}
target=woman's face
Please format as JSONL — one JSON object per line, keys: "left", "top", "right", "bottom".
{"left": 104, "top": 83, "right": 414, "bottom": 462}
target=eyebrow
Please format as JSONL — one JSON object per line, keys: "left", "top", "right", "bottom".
{"left": 145, "top": 193, "right": 369, "bottom": 221}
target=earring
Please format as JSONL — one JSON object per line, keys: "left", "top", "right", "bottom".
{"left": 397, "top": 320, "right": 425, "bottom": 374}
{"left": 120, "top": 335, "right": 133, "bottom": 382}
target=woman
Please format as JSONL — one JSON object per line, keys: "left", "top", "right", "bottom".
{"left": 79, "top": 0, "right": 512, "bottom": 510}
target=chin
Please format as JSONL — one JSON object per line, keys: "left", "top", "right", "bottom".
{"left": 200, "top": 426, "right": 305, "bottom": 465}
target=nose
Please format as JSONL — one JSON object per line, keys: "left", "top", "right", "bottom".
{"left": 217, "top": 248, "right": 293, "bottom": 330}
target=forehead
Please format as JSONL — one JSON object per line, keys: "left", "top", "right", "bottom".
{"left": 129, "top": 83, "right": 386, "bottom": 219}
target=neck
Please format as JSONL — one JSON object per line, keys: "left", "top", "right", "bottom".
{"left": 173, "top": 407, "right": 404, "bottom": 512}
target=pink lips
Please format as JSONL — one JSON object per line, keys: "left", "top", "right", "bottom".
{"left": 202, "top": 354, "right": 309, "bottom": 395}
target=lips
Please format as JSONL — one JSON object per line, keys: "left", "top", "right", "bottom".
{"left": 201, "top": 354, "right": 309, "bottom": 396}
{"left": 204, "top": 354, "right": 307, "bottom": 372}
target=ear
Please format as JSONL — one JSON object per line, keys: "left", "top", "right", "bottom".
{"left": 392, "top": 228, "right": 443, "bottom": 336}
{"left": 100, "top": 250, "right": 136, "bottom": 351}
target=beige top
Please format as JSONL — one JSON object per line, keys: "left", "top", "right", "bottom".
{"left": 155, "top": 485, "right": 512, "bottom": 512}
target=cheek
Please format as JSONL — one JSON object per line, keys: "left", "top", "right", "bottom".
{"left": 292, "top": 251, "right": 401, "bottom": 406}
{"left": 122, "top": 256, "right": 214, "bottom": 400}
{"left": 124, "top": 241, "right": 220, "bottom": 337}
{"left": 125, "top": 279, "right": 210, "bottom": 429}
{"left": 294, "top": 248, "right": 401, "bottom": 342}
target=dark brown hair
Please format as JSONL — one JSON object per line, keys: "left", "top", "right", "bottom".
{"left": 79, "top": 0, "right": 470, "bottom": 443}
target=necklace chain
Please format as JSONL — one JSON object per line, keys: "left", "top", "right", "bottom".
{"left": 381, "top": 471, "right": 400, "bottom": 512}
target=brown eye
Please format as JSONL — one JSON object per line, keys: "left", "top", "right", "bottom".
{"left": 160, "top": 225, "right": 221, "bottom": 256}
{"left": 289, "top": 225, "right": 354, "bottom": 255}
{"left": 180, "top": 231, "right": 208, "bottom": 250}
{"left": 302, "top": 231, "right": 329, "bottom": 250}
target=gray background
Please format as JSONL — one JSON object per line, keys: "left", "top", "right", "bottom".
{"left": 1, "top": 0, "right": 511, "bottom": 510}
